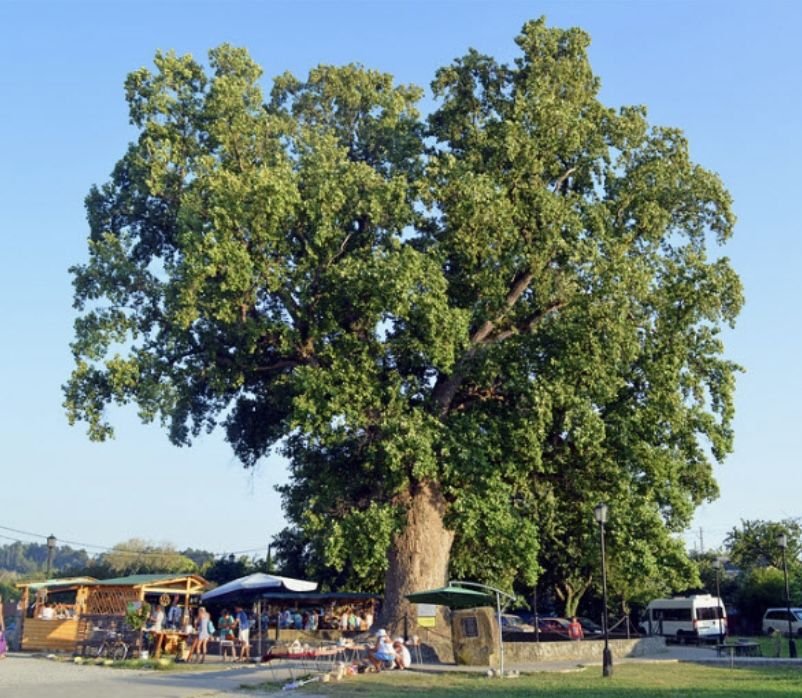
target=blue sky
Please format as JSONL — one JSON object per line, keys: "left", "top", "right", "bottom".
{"left": 0, "top": 0, "right": 799, "bottom": 561}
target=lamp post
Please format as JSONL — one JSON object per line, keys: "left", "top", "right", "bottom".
{"left": 593, "top": 503, "right": 613, "bottom": 678}
{"left": 46, "top": 534, "right": 57, "bottom": 579}
{"left": 777, "top": 533, "right": 797, "bottom": 658}
{"left": 712, "top": 558, "right": 723, "bottom": 646}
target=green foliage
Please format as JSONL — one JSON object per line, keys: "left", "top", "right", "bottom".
{"left": 97, "top": 539, "right": 198, "bottom": 576}
{"left": 718, "top": 519, "right": 802, "bottom": 631}
{"left": 0, "top": 541, "right": 90, "bottom": 578}
{"left": 725, "top": 519, "right": 802, "bottom": 571}
{"left": 734, "top": 567, "right": 788, "bottom": 630}
{"left": 66, "top": 19, "right": 741, "bottom": 612}
{"left": 203, "top": 554, "right": 258, "bottom": 586}
{"left": 125, "top": 600, "right": 151, "bottom": 630}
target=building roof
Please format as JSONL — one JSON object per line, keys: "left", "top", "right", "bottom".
{"left": 92, "top": 573, "right": 207, "bottom": 587}
{"left": 16, "top": 576, "right": 98, "bottom": 591}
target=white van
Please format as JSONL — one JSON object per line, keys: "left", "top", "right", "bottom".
{"left": 762, "top": 608, "right": 802, "bottom": 636}
{"left": 642, "top": 594, "right": 726, "bottom": 643}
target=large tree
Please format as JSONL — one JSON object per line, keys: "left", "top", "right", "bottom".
{"left": 65, "top": 20, "right": 741, "bottom": 628}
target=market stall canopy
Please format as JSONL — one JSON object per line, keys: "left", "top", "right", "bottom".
{"left": 406, "top": 584, "right": 496, "bottom": 609}
{"left": 201, "top": 573, "right": 317, "bottom": 603}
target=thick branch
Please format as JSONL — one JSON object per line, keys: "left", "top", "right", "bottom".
{"left": 432, "top": 270, "right": 563, "bottom": 419}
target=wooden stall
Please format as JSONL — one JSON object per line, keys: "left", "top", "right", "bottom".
{"left": 17, "top": 573, "right": 210, "bottom": 654}
{"left": 17, "top": 577, "right": 97, "bottom": 652}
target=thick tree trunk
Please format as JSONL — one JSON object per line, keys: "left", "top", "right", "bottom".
{"left": 380, "top": 482, "right": 454, "bottom": 642}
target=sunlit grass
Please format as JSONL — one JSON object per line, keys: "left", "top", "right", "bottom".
{"left": 252, "top": 663, "right": 802, "bottom": 697}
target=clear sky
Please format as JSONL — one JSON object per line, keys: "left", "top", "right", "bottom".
{"left": 0, "top": 0, "right": 799, "bottom": 562}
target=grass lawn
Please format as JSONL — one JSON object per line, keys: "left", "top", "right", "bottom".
{"left": 252, "top": 663, "right": 802, "bottom": 697}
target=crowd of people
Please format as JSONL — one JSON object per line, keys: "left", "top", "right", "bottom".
{"left": 144, "top": 598, "right": 252, "bottom": 663}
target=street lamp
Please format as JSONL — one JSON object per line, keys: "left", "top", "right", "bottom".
{"left": 777, "top": 533, "right": 797, "bottom": 658}
{"left": 46, "top": 534, "right": 57, "bottom": 579}
{"left": 593, "top": 502, "right": 613, "bottom": 678}
{"left": 712, "top": 558, "right": 723, "bottom": 646}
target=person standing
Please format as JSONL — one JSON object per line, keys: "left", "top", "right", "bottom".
{"left": 189, "top": 606, "right": 211, "bottom": 663}
{"left": 234, "top": 605, "right": 251, "bottom": 661}
{"left": 166, "top": 596, "right": 183, "bottom": 629}
{"left": 0, "top": 594, "right": 7, "bottom": 659}
{"left": 568, "top": 616, "right": 584, "bottom": 641}
{"left": 218, "top": 609, "right": 236, "bottom": 660}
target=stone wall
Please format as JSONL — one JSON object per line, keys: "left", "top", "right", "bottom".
{"left": 503, "top": 636, "right": 666, "bottom": 664}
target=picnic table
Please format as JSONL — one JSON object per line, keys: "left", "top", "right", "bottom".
{"left": 716, "top": 641, "right": 761, "bottom": 658}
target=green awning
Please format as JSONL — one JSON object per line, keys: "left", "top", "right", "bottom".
{"left": 406, "top": 584, "right": 495, "bottom": 609}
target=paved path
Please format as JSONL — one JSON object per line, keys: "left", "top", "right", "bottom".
{"left": 0, "top": 653, "right": 296, "bottom": 698}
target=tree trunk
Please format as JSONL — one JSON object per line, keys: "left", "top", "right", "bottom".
{"left": 380, "top": 481, "right": 454, "bottom": 644}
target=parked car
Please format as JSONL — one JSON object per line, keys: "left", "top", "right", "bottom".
{"left": 500, "top": 614, "right": 536, "bottom": 634}
{"left": 762, "top": 608, "right": 802, "bottom": 636}
{"left": 537, "top": 617, "right": 570, "bottom": 635}
{"left": 577, "top": 616, "right": 603, "bottom": 635}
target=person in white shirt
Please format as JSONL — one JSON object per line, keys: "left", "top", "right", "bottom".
{"left": 149, "top": 605, "right": 165, "bottom": 632}
{"left": 393, "top": 637, "right": 411, "bottom": 670}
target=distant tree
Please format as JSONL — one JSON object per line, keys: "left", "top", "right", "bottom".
{"left": 734, "top": 567, "right": 787, "bottom": 631}
{"left": 203, "top": 554, "right": 255, "bottom": 586}
{"left": 0, "top": 542, "right": 39, "bottom": 575}
{"left": 0, "top": 572, "right": 22, "bottom": 602}
{"left": 181, "top": 548, "right": 216, "bottom": 570}
{"left": 0, "top": 542, "right": 89, "bottom": 578}
{"left": 98, "top": 539, "right": 198, "bottom": 576}
{"left": 725, "top": 519, "right": 802, "bottom": 571}
{"left": 65, "top": 19, "right": 742, "bottom": 628}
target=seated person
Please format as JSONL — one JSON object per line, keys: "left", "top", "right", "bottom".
{"left": 393, "top": 637, "right": 411, "bottom": 670}
{"left": 367, "top": 629, "right": 396, "bottom": 672}
{"left": 39, "top": 603, "right": 56, "bottom": 620}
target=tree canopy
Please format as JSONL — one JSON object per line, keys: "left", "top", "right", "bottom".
{"left": 65, "top": 19, "right": 742, "bottom": 624}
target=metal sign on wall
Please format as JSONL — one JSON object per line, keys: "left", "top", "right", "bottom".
{"left": 417, "top": 603, "right": 436, "bottom": 627}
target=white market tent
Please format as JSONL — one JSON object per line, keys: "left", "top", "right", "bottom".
{"left": 201, "top": 573, "right": 317, "bottom": 603}
{"left": 201, "top": 573, "right": 318, "bottom": 657}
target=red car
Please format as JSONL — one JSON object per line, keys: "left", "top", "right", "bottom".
{"left": 537, "top": 617, "right": 570, "bottom": 636}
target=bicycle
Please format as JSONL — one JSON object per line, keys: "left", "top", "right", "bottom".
{"left": 95, "top": 631, "right": 129, "bottom": 661}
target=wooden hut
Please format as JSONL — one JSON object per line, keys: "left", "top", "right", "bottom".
{"left": 16, "top": 577, "right": 97, "bottom": 652}
{"left": 18, "top": 573, "right": 209, "bottom": 653}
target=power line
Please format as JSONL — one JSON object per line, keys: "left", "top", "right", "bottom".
{"left": 0, "top": 523, "right": 267, "bottom": 558}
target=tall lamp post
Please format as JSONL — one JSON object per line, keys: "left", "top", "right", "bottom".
{"left": 712, "top": 558, "right": 723, "bottom": 645}
{"left": 46, "top": 534, "right": 57, "bottom": 579}
{"left": 777, "top": 533, "right": 797, "bottom": 658}
{"left": 593, "top": 503, "right": 613, "bottom": 678}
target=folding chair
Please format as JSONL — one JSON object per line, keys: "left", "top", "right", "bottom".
{"left": 219, "top": 636, "right": 236, "bottom": 661}
{"left": 407, "top": 635, "right": 423, "bottom": 664}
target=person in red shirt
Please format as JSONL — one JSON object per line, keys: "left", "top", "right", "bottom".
{"left": 568, "top": 617, "right": 584, "bottom": 640}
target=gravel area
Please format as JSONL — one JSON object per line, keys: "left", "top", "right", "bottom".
{"left": 0, "top": 652, "right": 289, "bottom": 698}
